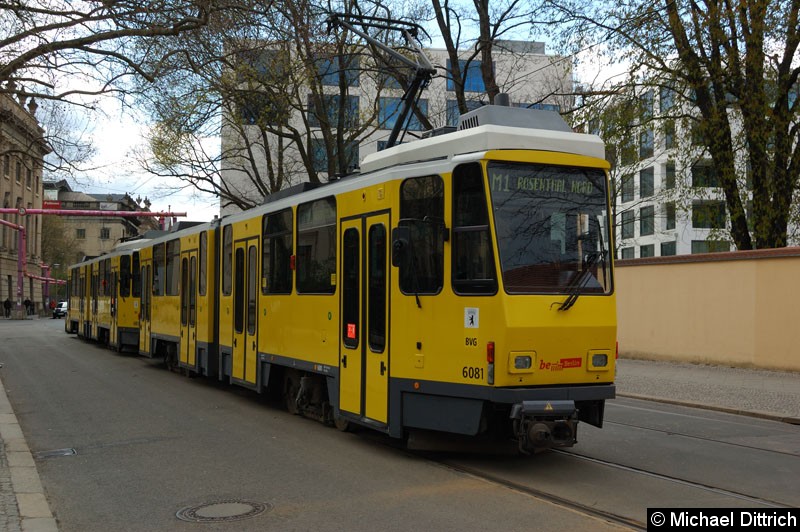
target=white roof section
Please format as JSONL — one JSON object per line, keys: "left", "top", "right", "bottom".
{"left": 360, "top": 124, "right": 605, "bottom": 173}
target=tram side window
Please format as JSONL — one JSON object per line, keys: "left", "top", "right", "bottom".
{"left": 262, "top": 209, "right": 293, "bottom": 294}
{"left": 132, "top": 252, "right": 140, "bottom": 297}
{"left": 153, "top": 243, "right": 165, "bottom": 296}
{"left": 198, "top": 231, "right": 207, "bottom": 296}
{"left": 103, "top": 259, "right": 111, "bottom": 295}
{"left": 296, "top": 197, "right": 336, "bottom": 294}
{"left": 398, "top": 175, "right": 444, "bottom": 294}
{"left": 452, "top": 163, "right": 497, "bottom": 294}
{"left": 120, "top": 255, "right": 131, "bottom": 298}
{"left": 165, "top": 239, "right": 180, "bottom": 296}
{"left": 222, "top": 225, "right": 233, "bottom": 296}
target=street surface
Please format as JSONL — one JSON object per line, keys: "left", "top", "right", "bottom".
{"left": 1, "top": 319, "right": 798, "bottom": 531}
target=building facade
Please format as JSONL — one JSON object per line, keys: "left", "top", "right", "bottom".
{"left": 591, "top": 85, "right": 800, "bottom": 259}
{"left": 220, "top": 40, "right": 573, "bottom": 216}
{"left": 0, "top": 90, "right": 48, "bottom": 313}
{"left": 43, "top": 179, "right": 160, "bottom": 263}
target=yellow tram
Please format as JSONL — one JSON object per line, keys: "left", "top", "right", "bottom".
{"left": 66, "top": 103, "right": 616, "bottom": 453}
{"left": 66, "top": 240, "right": 144, "bottom": 352}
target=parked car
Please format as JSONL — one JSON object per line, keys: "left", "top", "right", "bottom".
{"left": 53, "top": 301, "right": 68, "bottom": 319}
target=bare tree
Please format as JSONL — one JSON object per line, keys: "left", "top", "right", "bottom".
{"left": 540, "top": 0, "right": 800, "bottom": 250}
{"left": 138, "top": 0, "right": 430, "bottom": 212}
{"left": 0, "top": 0, "right": 232, "bottom": 181}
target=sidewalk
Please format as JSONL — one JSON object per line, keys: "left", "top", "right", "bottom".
{"left": 615, "top": 358, "right": 800, "bottom": 423}
{"left": 0, "top": 357, "right": 797, "bottom": 532}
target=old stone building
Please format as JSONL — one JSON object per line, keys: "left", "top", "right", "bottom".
{"left": 0, "top": 90, "right": 48, "bottom": 314}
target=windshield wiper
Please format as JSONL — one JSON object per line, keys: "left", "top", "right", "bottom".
{"left": 558, "top": 251, "right": 604, "bottom": 311}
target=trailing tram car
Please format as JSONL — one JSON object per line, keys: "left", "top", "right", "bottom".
{"left": 137, "top": 221, "right": 219, "bottom": 377}
{"left": 66, "top": 102, "right": 616, "bottom": 453}
{"left": 65, "top": 240, "right": 145, "bottom": 352}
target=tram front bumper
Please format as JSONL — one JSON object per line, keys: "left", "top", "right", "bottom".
{"left": 510, "top": 400, "right": 578, "bottom": 453}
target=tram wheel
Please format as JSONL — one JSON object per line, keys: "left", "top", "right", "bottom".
{"left": 284, "top": 371, "right": 300, "bottom": 415}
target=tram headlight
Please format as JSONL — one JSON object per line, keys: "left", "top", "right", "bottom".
{"left": 587, "top": 350, "right": 611, "bottom": 371}
{"left": 514, "top": 355, "right": 532, "bottom": 370}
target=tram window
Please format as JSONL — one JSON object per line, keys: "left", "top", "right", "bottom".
{"left": 297, "top": 197, "right": 336, "bottom": 294}
{"left": 368, "top": 224, "right": 386, "bottom": 352}
{"left": 262, "top": 209, "right": 293, "bottom": 294}
{"left": 222, "top": 225, "right": 233, "bottom": 295}
{"left": 181, "top": 257, "right": 188, "bottom": 325}
{"left": 234, "top": 247, "right": 245, "bottom": 333}
{"left": 342, "top": 228, "right": 359, "bottom": 349}
{"left": 452, "top": 163, "right": 497, "bottom": 295}
{"left": 398, "top": 175, "right": 444, "bottom": 294}
{"left": 120, "top": 255, "right": 131, "bottom": 298}
{"left": 165, "top": 239, "right": 180, "bottom": 296}
{"left": 198, "top": 231, "right": 207, "bottom": 296}
{"left": 247, "top": 245, "right": 257, "bottom": 335}
{"left": 132, "top": 252, "right": 140, "bottom": 297}
{"left": 153, "top": 243, "right": 165, "bottom": 296}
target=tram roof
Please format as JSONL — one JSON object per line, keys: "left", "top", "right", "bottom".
{"left": 360, "top": 122, "right": 605, "bottom": 173}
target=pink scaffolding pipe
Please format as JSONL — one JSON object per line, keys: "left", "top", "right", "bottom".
{"left": 0, "top": 208, "right": 187, "bottom": 314}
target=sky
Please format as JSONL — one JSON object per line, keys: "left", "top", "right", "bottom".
{"left": 73, "top": 100, "right": 221, "bottom": 224}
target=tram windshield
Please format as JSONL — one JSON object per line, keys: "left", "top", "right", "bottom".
{"left": 487, "top": 162, "right": 612, "bottom": 295}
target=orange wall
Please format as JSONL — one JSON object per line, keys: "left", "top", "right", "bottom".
{"left": 615, "top": 248, "right": 800, "bottom": 372}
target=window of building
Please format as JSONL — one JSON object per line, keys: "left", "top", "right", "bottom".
{"left": 309, "top": 138, "right": 359, "bottom": 174}
{"left": 399, "top": 175, "right": 444, "bottom": 294}
{"left": 621, "top": 173, "right": 634, "bottom": 203}
{"left": 76, "top": 228, "right": 86, "bottom": 239}
{"left": 621, "top": 210, "right": 634, "bottom": 239}
{"left": 663, "top": 120, "right": 675, "bottom": 149}
{"left": 446, "top": 59, "right": 490, "bottom": 92}
{"left": 26, "top": 168, "right": 31, "bottom": 188}
{"left": 2, "top": 154, "right": 9, "bottom": 177}
{"left": 640, "top": 244, "right": 655, "bottom": 257}
{"left": 660, "top": 85, "right": 675, "bottom": 113}
{"left": 516, "top": 102, "right": 561, "bottom": 112}
{"left": 692, "top": 162, "right": 720, "bottom": 187}
{"left": 640, "top": 167, "right": 654, "bottom": 198}
{"left": 15, "top": 161, "right": 21, "bottom": 183}
{"left": 691, "top": 240, "right": 729, "bottom": 254}
{"left": 639, "top": 129, "right": 654, "bottom": 159}
{"left": 692, "top": 201, "right": 726, "bottom": 229}
{"left": 660, "top": 241, "right": 676, "bottom": 256}
{"left": 238, "top": 91, "right": 288, "bottom": 127}
{"left": 452, "top": 163, "right": 496, "bottom": 295}
{"left": 100, "top": 227, "right": 110, "bottom": 240}
{"left": 664, "top": 161, "right": 676, "bottom": 189}
{"left": 619, "top": 135, "right": 636, "bottom": 166}
{"left": 665, "top": 202, "right": 676, "bottom": 230}
{"left": 445, "top": 99, "right": 483, "bottom": 127}
{"left": 307, "top": 94, "right": 359, "bottom": 129}
{"left": 316, "top": 55, "right": 360, "bottom": 87}
{"left": 640, "top": 206, "right": 655, "bottom": 236}
{"left": 296, "top": 197, "right": 336, "bottom": 294}
{"left": 262, "top": 208, "right": 293, "bottom": 294}
{"left": 378, "top": 97, "right": 428, "bottom": 131}
{"left": 641, "top": 90, "right": 654, "bottom": 119}
{"left": 620, "top": 247, "right": 634, "bottom": 259}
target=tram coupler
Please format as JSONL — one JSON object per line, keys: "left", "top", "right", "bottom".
{"left": 510, "top": 400, "right": 578, "bottom": 453}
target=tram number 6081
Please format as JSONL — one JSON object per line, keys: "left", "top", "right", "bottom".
{"left": 462, "top": 366, "right": 484, "bottom": 380}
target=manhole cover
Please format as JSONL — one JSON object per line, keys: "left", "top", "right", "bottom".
{"left": 176, "top": 500, "right": 271, "bottom": 523}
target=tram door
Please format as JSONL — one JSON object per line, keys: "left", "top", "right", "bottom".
{"left": 180, "top": 250, "right": 198, "bottom": 367}
{"left": 139, "top": 263, "right": 152, "bottom": 355}
{"left": 232, "top": 240, "right": 258, "bottom": 384}
{"left": 339, "top": 213, "right": 390, "bottom": 424}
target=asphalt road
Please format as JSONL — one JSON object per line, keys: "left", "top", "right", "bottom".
{"left": 1, "top": 319, "right": 629, "bottom": 532}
